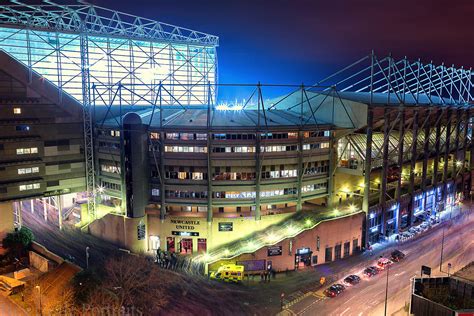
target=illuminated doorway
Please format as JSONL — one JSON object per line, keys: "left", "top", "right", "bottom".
{"left": 179, "top": 238, "right": 193, "bottom": 254}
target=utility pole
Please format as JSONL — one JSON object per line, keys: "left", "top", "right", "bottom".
{"left": 384, "top": 264, "right": 390, "bottom": 316}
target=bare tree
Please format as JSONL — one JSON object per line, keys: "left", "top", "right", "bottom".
{"left": 83, "top": 255, "right": 169, "bottom": 314}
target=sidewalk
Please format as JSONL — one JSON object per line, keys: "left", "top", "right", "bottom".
{"left": 0, "top": 295, "right": 28, "bottom": 316}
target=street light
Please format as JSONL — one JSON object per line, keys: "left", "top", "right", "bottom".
{"left": 86, "top": 246, "right": 90, "bottom": 269}
{"left": 35, "top": 285, "right": 42, "bottom": 316}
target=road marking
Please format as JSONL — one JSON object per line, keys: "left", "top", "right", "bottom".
{"left": 340, "top": 307, "right": 351, "bottom": 316}
{"left": 394, "top": 271, "right": 406, "bottom": 277}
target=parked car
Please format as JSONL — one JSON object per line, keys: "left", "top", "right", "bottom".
{"left": 343, "top": 275, "right": 361, "bottom": 286}
{"left": 324, "top": 284, "right": 345, "bottom": 297}
{"left": 363, "top": 266, "right": 379, "bottom": 277}
{"left": 377, "top": 258, "right": 393, "bottom": 270}
{"left": 390, "top": 250, "right": 406, "bottom": 262}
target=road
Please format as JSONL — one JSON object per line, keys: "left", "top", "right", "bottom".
{"left": 285, "top": 211, "right": 474, "bottom": 316}
{"left": 21, "top": 201, "right": 124, "bottom": 269}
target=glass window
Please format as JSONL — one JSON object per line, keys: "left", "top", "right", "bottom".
{"left": 13, "top": 108, "right": 21, "bottom": 114}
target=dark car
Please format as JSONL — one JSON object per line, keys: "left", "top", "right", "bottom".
{"left": 343, "top": 275, "right": 361, "bottom": 286}
{"left": 363, "top": 266, "right": 379, "bottom": 277}
{"left": 390, "top": 250, "right": 406, "bottom": 262}
{"left": 324, "top": 284, "right": 346, "bottom": 297}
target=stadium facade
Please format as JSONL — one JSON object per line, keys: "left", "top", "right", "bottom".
{"left": 0, "top": 2, "right": 472, "bottom": 271}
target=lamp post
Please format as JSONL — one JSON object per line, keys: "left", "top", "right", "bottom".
{"left": 86, "top": 246, "right": 90, "bottom": 269}
{"left": 384, "top": 264, "right": 390, "bottom": 316}
{"left": 35, "top": 285, "right": 42, "bottom": 316}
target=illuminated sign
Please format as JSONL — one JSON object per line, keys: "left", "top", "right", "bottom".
{"left": 267, "top": 246, "right": 282, "bottom": 257}
{"left": 137, "top": 221, "right": 146, "bottom": 240}
{"left": 296, "top": 247, "right": 311, "bottom": 255}
{"left": 218, "top": 222, "right": 233, "bottom": 232}
{"left": 171, "top": 219, "right": 200, "bottom": 230}
{"left": 171, "top": 231, "right": 199, "bottom": 237}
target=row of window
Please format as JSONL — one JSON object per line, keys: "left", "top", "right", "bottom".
{"left": 213, "top": 172, "right": 255, "bottom": 181}
{"left": 18, "top": 167, "right": 39, "bottom": 175}
{"left": 101, "top": 164, "right": 121, "bottom": 174}
{"left": 163, "top": 132, "right": 207, "bottom": 140}
{"left": 164, "top": 171, "right": 205, "bottom": 180}
{"left": 213, "top": 146, "right": 255, "bottom": 153}
{"left": 16, "top": 147, "right": 38, "bottom": 155}
{"left": 261, "top": 169, "right": 298, "bottom": 179}
{"left": 302, "top": 142, "right": 330, "bottom": 150}
{"left": 98, "top": 141, "right": 121, "bottom": 150}
{"left": 98, "top": 130, "right": 121, "bottom": 137}
{"left": 164, "top": 146, "right": 208, "bottom": 153}
{"left": 19, "top": 183, "right": 40, "bottom": 191}
{"left": 146, "top": 131, "right": 332, "bottom": 142}
{"left": 100, "top": 181, "right": 121, "bottom": 191}
{"left": 165, "top": 190, "right": 208, "bottom": 199}
{"left": 213, "top": 188, "right": 298, "bottom": 199}
{"left": 302, "top": 183, "right": 328, "bottom": 193}
{"left": 148, "top": 143, "right": 330, "bottom": 153}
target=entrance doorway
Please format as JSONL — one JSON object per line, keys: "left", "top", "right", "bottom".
{"left": 166, "top": 237, "right": 175, "bottom": 252}
{"left": 179, "top": 238, "right": 193, "bottom": 254}
{"left": 197, "top": 238, "right": 207, "bottom": 253}
{"left": 295, "top": 247, "right": 312, "bottom": 268}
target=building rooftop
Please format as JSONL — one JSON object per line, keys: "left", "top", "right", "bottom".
{"left": 0, "top": 0, "right": 218, "bottom": 46}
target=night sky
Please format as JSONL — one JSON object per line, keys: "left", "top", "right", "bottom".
{"left": 91, "top": 0, "right": 473, "bottom": 85}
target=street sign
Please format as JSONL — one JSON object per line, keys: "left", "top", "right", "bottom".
{"left": 421, "top": 265, "right": 431, "bottom": 277}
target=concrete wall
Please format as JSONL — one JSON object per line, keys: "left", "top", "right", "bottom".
{"left": 209, "top": 212, "right": 364, "bottom": 272}
{"left": 0, "top": 202, "right": 14, "bottom": 242}
{"left": 88, "top": 213, "right": 148, "bottom": 253}
{"left": 29, "top": 251, "right": 54, "bottom": 273}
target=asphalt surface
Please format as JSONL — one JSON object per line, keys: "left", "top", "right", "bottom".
{"left": 21, "top": 200, "right": 124, "bottom": 269}
{"left": 284, "top": 211, "right": 474, "bottom": 316}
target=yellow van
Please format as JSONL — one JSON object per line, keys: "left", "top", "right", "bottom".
{"left": 210, "top": 264, "right": 244, "bottom": 283}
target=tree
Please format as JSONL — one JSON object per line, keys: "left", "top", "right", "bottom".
{"left": 74, "top": 255, "right": 170, "bottom": 314}
{"left": 71, "top": 269, "right": 102, "bottom": 305}
{"left": 2, "top": 227, "right": 34, "bottom": 257}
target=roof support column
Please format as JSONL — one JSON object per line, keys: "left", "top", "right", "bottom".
{"left": 452, "top": 109, "right": 462, "bottom": 179}
{"left": 362, "top": 106, "right": 373, "bottom": 247}
{"left": 432, "top": 108, "right": 444, "bottom": 210}
{"left": 442, "top": 109, "right": 453, "bottom": 205}
{"left": 297, "top": 131, "right": 304, "bottom": 212}
{"left": 207, "top": 131, "right": 213, "bottom": 223}
{"left": 379, "top": 108, "right": 391, "bottom": 239}
{"left": 407, "top": 109, "right": 419, "bottom": 228}
{"left": 394, "top": 107, "right": 405, "bottom": 234}
{"left": 462, "top": 109, "right": 470, "bottom": 197}
{"left": 255, "top": 133, "right": 262, "bottom": 220}
{"left": 159, "top": 132, "right": 166, "bottom": 220}
{"left": 327, "top": 131, "right": 335, "bottom": 209}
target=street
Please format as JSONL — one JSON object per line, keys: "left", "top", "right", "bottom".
{"left": 284, "top": 211, "right": 474, "bottom": 316}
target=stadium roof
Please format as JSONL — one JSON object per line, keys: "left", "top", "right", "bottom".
{"left": 0, "top": 0, "right": 218, "bottom": 46}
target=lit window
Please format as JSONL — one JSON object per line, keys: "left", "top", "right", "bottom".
{"left": 150, "top": 132, "right": 160, "bottom": 139}
{"left": 16, "top": 147, "right": 38, "bottom": 155}
{"left": 151, "top": 189, "right": 160, "bottom": 196}
{"left": 192, "top": 172, "right": 203, "bottom": 180}
{"left": 19, "top": 183, "right": 40, "bottom": 191}
{"left": 13, "top": 108, "right": 21, "bottom": 114}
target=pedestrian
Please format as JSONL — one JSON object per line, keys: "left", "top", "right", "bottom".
{"left": 260, "top": 272, "right": 264, "bottom": 282}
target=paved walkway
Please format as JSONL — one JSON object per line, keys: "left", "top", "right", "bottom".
{"left": 0, "top": 295, "right": 28, "bottom": 316}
